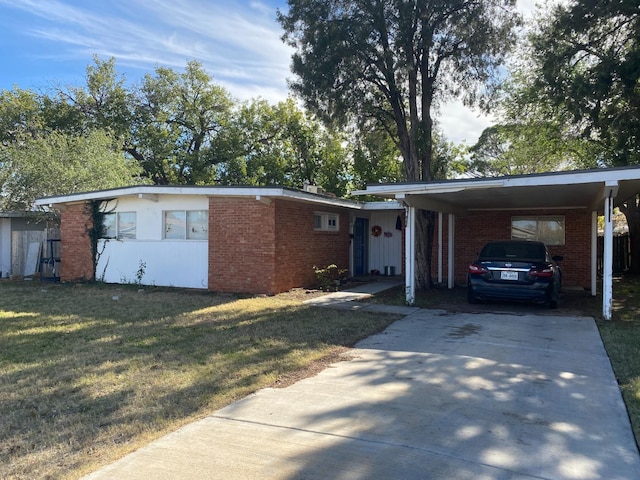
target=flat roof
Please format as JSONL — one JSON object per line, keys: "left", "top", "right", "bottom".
{"left": 34, "top": 185, "right": 404, "bottom": 212}
{"left": 353, "top": 166, "right": 640, "bottom": 215}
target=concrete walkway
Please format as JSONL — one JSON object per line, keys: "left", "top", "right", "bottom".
{"left": 302, "top": 279, "right": 420, "bottom": 315}
{"left": 83, "top": 287, "right": 640, "bottom": 480}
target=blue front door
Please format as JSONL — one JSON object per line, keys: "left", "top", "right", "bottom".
{"left": 353, "top": 218, "right": 369, "bottom": 275}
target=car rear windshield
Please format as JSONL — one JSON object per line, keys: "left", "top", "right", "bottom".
{"left": 479, "top": 242, "right": 545, "bottom": 261}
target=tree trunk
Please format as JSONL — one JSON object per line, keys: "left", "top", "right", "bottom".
{"left": 414, "top": 210, "right": 435, "bottom": 290}
{"left": 620, "top": 196, "right": 640, "bottom": 274}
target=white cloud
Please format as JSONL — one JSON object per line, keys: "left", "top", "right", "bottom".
{"left": 1, "top": 0, "right": 293, "bottom": 100}
{"left": 436, "top": 100, "right": 495, "bottom": 146}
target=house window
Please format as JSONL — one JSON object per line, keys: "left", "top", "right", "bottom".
{"left": 164, "top": 210, "right": 208, "bottom": 240}
{"left": 512, "top": 216, "right": 565, "bottom": 245}
{"left": 314, "top": 212, "right": 339, "bottom": 232}
{"left": 103, "top": 212, "right": 137, "bottom": 240}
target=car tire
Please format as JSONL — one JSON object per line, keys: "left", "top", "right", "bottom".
{"left": 467, "top": 287, "right": 477, "bottom": 304}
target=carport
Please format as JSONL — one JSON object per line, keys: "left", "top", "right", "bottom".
{"left": 355, "top": 166, "right": 640, "bottom": 320}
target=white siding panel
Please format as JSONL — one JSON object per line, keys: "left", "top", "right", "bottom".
{"left": 0, "top": 219, "right": 10, "bottom": 277}
{"left": 97, "top": 239, "right": 208, "bottom": 289}
{"left": 368, "top": 211, "right": 403, "bottom": 275}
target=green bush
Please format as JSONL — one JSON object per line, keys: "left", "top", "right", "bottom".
{"left": 314, "top": 264, "right": 349, "bottom": 291}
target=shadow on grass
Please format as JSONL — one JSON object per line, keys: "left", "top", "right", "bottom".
{"left": 0, "top": 281, "right": 399, "bottom": 479}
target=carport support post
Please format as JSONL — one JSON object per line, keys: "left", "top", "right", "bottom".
{"left": 591, "top": 211, "right": 597, "bottom": 297}
{"left": 438, "top": 212, "right": 443, "bottom": 284}
{"left": 448, "top": 214, "right": 455, "bottom": 289}
{"left": 603, "top": 192, "right": 614, "bottom": 320}
{"left": 405, "top": 206, "right": 416, "bottom": 305}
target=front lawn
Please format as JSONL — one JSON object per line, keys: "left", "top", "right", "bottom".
{"left": 599, "top": 275, "right": 640, "bottom": 443}
{"left": 0, "top": 282, "right": 400, "bottom": 480}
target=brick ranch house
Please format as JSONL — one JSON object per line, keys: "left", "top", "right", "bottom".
{"left": 35, "top": 186, "right": 404, "bottom": 294}
{"left": 36, "top": 166, "right": 640, "bottom": 318}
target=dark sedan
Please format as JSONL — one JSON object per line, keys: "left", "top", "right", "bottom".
{"left": 467, "top": 240, "right": 562, "bottom": 308}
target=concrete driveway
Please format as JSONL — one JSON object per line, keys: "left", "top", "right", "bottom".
{"left": 84, "top": 310, "right": 640, "bottom": 480}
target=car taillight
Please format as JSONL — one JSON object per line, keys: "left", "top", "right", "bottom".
{"left": 530, "top": 267, "right": 553, "bottom": 278}
{"left": 468, "top": 264, "right": 489, "bottom": 275}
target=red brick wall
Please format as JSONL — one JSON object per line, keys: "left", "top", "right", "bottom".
{"left": 274, "top": 200, "right": 350, "bottom": 292}
{"left": 208, "top": 198, "right": 277, "bottom": 294}
{"left": 434, "top": 209, "right": 592, "bottom": 288}
{"left": 59, "top": 203, "right": 94, "bottom": 282}
{"left": 208, "top": 198, "right": 350, "bottom": 295}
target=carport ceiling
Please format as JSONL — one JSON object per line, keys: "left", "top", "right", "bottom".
{"left": 357, "top": 167, "right": 640, "bottom": 216}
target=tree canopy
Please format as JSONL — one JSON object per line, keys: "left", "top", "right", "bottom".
{"left": 0, "top": 129, "right": 144, "bottom": 210}
{"left": 279, "top": 0, "right": 521, "bottom": 289}
{"left": 529, "top": 0, "right": 639, "bottom": 168}
{"left": 0, "top": 57, "right": 411, "bottom": 206}
{"left": 278, "top": 0, "right": 521, "bottom": 183}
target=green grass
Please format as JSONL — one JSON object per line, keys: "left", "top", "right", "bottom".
{"left": 0, "top": 282, "right": 400, "bottom": 480}
{"left": 599, "top": 275, "right": 640, "bottom": 443}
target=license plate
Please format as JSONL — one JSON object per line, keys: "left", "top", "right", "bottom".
{"left": 500, "top": 270, "right": 519, "bottom": 281}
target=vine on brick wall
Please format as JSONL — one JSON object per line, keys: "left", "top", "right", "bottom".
{"left": 84, "top": 200, "right": 114, "bottom": 281}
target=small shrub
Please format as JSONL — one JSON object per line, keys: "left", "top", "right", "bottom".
{"left": 314, "top": 264, "right": 349, "bottom": 291}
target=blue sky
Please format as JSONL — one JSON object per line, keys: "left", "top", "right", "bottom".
{"left": 0, "top": 0, "right": 539, "bottom": 145}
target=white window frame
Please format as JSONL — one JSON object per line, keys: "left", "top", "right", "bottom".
{"left": 163, "top": 210, "right": 208, "bottom": 240}
{"left": 511, "top": 215, "right": 565, "bottom": 245}
{"left": 314, "top": 212, "right": 339, "bottom": 232}
{"left": 103, "top": 212, "right": 137, "bottom": 240}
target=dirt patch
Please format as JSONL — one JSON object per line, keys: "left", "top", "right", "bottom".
{"left": 270, "top": 347, "right": 353, "bottom": 388}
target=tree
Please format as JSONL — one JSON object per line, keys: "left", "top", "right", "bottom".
{"left": 528, "top": 0, "right": 640, "bottom": 271}
{"left": 278, "top": 0, "right": 521, "bottom": 289}
{"left": 468, "top": 121, "right": 599, "bottom": 177}
{"left": 0, "top": 87, "right": 45, "bottom": 143}
{"left": 61, "top": 57, "right": 235, "bottom": 185}
{"left": 130, "top": 61, "right": 234, "bottom": 184}
{"left": 466, "top": 60, "right": 603, "bottom": 177}
{"left": 216, "top": 98, "right": 352, "bottom": 196}
{"left": 351, "top": 126, "right": 405, "bottom": 196}
{"left": 0, "top": 130, "right": 144, "bottom": 210}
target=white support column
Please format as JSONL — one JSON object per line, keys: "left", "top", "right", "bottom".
{"left": 603, "top": 193, "right": 614, "bottom": 320}
{"left": 405, "top": 206, "right": 416, "bottom": 305}
{"left": 448, "top": 213, "right": 455, "bottom": 289}
{"left": 591, "top": 211, "right": 598, "bottom": 296}
{"left": 438, "top": 212, "right": 443, "bottom": 284}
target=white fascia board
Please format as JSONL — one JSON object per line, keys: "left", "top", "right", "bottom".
{"left": 356, "top": 179, "right": 504, "bottom": 197}
{"left": 35, "top": 185, "right": 363, "bottom": 210}
{"left": 361, "top": 201, "right": 404, "bottom": 211}
{"left": 356, "top": 167, "right": 640, "bottom": 198}
{"left": 504, "top": 168, "right": 640, "bottom": 188}
{"left": 279, "top": 190, "right": 363, "bottom": 209}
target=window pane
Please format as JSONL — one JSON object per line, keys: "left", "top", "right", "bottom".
{"left": 118, "top": 212, "right": 137, "bottom": 239}
{"left": 103, "top": 213, "right": 116, "bottom": 238}
{"left": 512, "top": 219, "right": 537, "bottom": 240}
{"left": 164, "top": 211, "right": 185, "bottom": 239}
{"left": 327, "top": 215, "right": 338, "bottom": 230}
{"left": 511, "top": 216, "right": 565, "bottom": 245}
{"left": 313, "top": 214, "right": 323, "bottom": 229}
{"left": 539, "top": 218, "right": 565, "bottom": 245}
{"left": 187, "top": 210, "right": 208, "bottom": 240}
